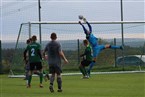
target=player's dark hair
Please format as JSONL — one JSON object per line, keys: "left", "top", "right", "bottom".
{"left": 26, "top": 39, "right": 30, "bottom": 44}
{"left": 51, "top": 32, "right": 57, "bottom": 40}
{"left": 26, "top": 38, "right": 32, "bottom": 44}
{"left": 32, "top": 35, "right": 37, "bottom": 41}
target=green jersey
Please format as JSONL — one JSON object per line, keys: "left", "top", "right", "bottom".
{"left": 25, "top": 42, "right": 42, "bottom": 63}
{"left": 81, "top": 45, "right": 93, "bottom": 61}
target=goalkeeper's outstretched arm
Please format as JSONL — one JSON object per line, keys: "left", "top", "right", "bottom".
{"left": 78, "top": 17, "right": 92, "bottom": 35}
{"left": 86, "top": 21, "right": 92, "bottom": 33}
{"left": 78, "top": 21, "right": 89, "bottom": 35}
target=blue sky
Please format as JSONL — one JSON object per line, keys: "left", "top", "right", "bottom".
{"left": 1, "top": 0, "right": 145, "bottom": 42}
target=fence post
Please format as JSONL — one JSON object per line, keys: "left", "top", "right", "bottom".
{"left": 114, "top": 38, "right": 117, "bottom": 67}
{"left": 0, "top": 40, "right": 2, "bottom": 74}
{"left": 77, "top": 39, "right": 80, "bottom": 64}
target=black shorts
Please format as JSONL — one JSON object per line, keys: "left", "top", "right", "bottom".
{"left": 81, "top": 60, "right": 92, "bottom": 67}
{"left": 49, "top": 64, "right": 62, "bottom": 75}
{"left": 29, "top": 62, "right": 42, "bottom": 71}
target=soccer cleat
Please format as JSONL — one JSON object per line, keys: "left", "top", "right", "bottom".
{"left": 49, "top": 86, "right": 54, "bottom": 93}
{"left": 57, "top": 89, "right": 62, "bottom": 92}
{"left": 27, "top": 84, "right": 31, "bottom": 88}
{"left": 82, "top": 76, "right": 89, "bottom": 79}
{"left": 39, "top": 84, "right": 43, "bottom": 88}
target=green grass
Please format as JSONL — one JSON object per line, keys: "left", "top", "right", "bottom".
{"left": 1, "top": 73, "right": 145, "bottom": 97}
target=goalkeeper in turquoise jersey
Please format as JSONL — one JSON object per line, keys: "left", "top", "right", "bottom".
{"left": 78, "top": 16, "right": 123, "bottom": 76}
{"left": 79, "top": 39, "right": 93, "bottom": 79}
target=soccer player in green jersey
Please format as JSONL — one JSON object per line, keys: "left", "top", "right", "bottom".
{"left": 79, "top": 39, "right": 93, "bottom": 79}
{"left": 24, "top": 35, "right": 43, "bottom": 88}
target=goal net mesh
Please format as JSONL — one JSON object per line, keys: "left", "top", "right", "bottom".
{"left": 10, "top": 21, "right": 145, "bottom": 76}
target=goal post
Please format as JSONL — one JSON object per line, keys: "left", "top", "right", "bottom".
{"left": 9, "top": 21, "right": 145, "bottom": 77}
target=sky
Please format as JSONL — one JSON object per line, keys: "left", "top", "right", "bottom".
{"left": 0, "top": 0, "right": 145, "bottom": 42}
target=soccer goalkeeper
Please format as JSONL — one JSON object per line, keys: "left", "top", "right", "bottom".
{"left": 78, "top": 16, "right": 123, "bottom": 76}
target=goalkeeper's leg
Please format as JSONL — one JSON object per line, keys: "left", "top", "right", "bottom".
{"left": 87, "top": 61, "right": 96, "bottom": 77}
{"left": 87, "top": 46, "right": 104, "bottom": 76}
{"left": 105, "top": 44, "right": 123, "bottom": 50}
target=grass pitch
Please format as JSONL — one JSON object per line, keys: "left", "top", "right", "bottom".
{"left": 1, "top": 73, "right": 145, "bottom": 97}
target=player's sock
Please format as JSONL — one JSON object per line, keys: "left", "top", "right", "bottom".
{"left": 110, "top": 45, "right": 121, "bottom": 49}
{"left": 49, "top": 75, "right": 55, "bottom": 92}
{"left": 39, "top": 73, "right": 43, "bottom": 84}
{"left": 26, "top": 80, "right": 28, "bottom": 85}
{"left": 28, "top": 75, "right": 32, "bottom": 85}
{"left": 50, "top": 75, "right": 55, "bottom": 86}
{"left": 83, "top": 68, "right": 88, "bottom": 76}
{"left": 82, "top": 67, "right": 88, "bottom": 76}
{"left": 26, "top": 73, "right": 29, "bottom": 80}
{"left": 57, "top": 76, "right": 62, "bottom": 90}
{"left": 79, "top": 66, "right": 85, "bottom": 76}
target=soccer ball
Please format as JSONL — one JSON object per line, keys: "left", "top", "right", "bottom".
{"left": 78, "top": 15, "right": 84, "bottom": 20}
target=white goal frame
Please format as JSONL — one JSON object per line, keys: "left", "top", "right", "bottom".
{"left": 9, "top": 21, "right": 145, "bottom": 78}
{"left": 16, "top": 20, "right": 145, "bottom": 48}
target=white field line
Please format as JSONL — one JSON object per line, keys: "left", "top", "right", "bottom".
{"left": 8, "top": 71, "right": 145, "bottom": 78}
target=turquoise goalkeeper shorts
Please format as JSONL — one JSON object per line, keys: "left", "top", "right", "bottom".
{"left": 92, "top": 45, "right": 105, "bottom": 58}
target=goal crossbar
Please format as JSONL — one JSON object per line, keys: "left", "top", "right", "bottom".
{"left": 22, "top": 21, "right": 145, "bottom": 25}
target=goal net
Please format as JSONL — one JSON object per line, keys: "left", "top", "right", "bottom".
{"left": 9, "top": 21, "right": 145, "bottom": 77}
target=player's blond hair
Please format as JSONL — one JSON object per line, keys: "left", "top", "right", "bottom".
{"left": 83, "top": 39, "right": 89, "bottom": 45}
